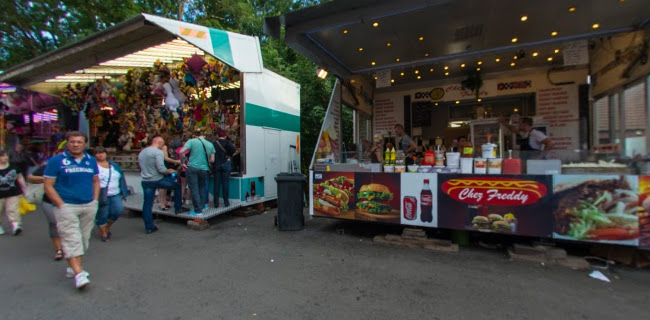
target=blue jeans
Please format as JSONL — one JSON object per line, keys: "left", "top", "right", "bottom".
{"left": 141, "top": 176, "right": 182, "bottom": 231}
{"left": 186, "top": 166, "right": 209, "bottom": 213}
{"left": 96, "top": 194, "right": 124, "bottom": 226}
{"left": 213, "top": 161, "right": 231, "bottom": 206}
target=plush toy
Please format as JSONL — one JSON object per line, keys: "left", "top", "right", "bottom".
{"left": 118, "top": 131, "right": 135, "bottom": 151}
{"left": 169, "top": 76, "right": 185, "bottom": 106}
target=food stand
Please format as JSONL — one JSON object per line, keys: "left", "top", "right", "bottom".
{"left": 0, "top": 14, "right": 301, "bottom": 218}
{"left": 265, "top": 0, "right": 650, "bottom": 248}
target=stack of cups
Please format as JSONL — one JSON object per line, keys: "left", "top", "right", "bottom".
{"left": 460, "top": 158, "right": 473, "bottom": 174}
{"left": 446, "top": 152, "right": 460, "bottom": 168}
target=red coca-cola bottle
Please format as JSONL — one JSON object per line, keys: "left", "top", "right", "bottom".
{"left": 420, "top": 179, "right": 433, "bottom": 223}
{"left": 251, "top": 181, "right": 256, "bottom": 198}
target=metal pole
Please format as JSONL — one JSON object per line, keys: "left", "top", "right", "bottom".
{"left": 619, "top": 90, "right": 626, "bottom": 157}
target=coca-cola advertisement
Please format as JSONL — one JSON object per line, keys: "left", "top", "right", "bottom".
{"left": 400, "top": 173, "right": 438, "bottom": 227}
{"left": 354, "top": 173, "right": 401, "bottom": 223}
{"left": 437, "top": 174, "right": 554, "bottom": 237}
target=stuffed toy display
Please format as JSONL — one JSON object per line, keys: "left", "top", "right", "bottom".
{"left": 59, "top": 55, "right": 242, "bottom": 150}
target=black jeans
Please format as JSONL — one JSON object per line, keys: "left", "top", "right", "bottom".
{"left": 213, "top": 161, "right": 231, "bottom": 206}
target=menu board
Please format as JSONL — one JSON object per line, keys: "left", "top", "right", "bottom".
{"left": 373, "top": 97, "right": 404, "bottom": 135}
{"left": 411, "top": 102, "right": 432, "bottom": 127}
{"left": 536, "top": 85, "right": 579, "bottom": 157}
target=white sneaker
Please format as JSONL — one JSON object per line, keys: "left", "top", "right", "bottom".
{"left": 0, "top": 226, "right": 5, "bottom": 235}
{"left": 11, "top": 222, "right": 22, "bottom": 236}
{"left": 66, "top": 267, "right": 90, "bottom": 279}
{"left": 75, "top": 272, "right": 90, "bottom": 289}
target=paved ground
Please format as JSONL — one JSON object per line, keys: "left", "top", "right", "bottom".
{"left": 1, "top": 207, "right": 649, "bottom": 320}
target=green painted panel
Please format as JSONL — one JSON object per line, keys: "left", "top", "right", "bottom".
{"left": 245, "top": 103, "right": 300, "bottom": 132}
{"left": 209, "top": 28, "right": 234, "bottom": 67}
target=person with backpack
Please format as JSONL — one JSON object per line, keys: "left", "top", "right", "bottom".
{"left": 212, "top": 129, "right": 236, "bottom": 208}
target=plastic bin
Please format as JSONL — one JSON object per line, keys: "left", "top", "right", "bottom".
{"left": 274, "top": 173, "right": 306, "bottom": 231}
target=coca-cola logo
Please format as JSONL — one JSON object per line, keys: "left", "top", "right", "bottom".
{"left": 497, "top": 81, "right": 532, "bottom": 90}
{"left": 441, "top": 177, "right": 547, "bottom": 206}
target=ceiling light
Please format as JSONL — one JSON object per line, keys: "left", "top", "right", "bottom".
{"left": 343, "top": 30, "right": 348, "bottom": 34}
{"left": 592, "top": 23, "right": 600, "bottom": 29}
{"left": 495, "top": 58, "right": 501, "bottom": 62}
{"left": 415, "top": 70, "right": 419, "bottom": 74}
{"left": 429, "top": 68, "right": 434, "bottom": 72}
{"left": 455, "top": 101, "right": 460, "bottom": 104}
{"left": 371, "top": 61, "right": 376, "bottom": 66}
{"left": 476, "top": 67, "right": 481, "bottom": 71}
{"left": 372, "top": 22, "right": 379, "bottom": 27}
{"left": 547, "top": 57, "right": 553, "bottom": 61}
{"left": 374, "top": 76, "right": 378, "bottom": 80}
{"left": 461, "top": 63, "right": 466, "bottom": 68}
{"left": 478, "top": 61, "right": 482, "bottom": 65}
{"left": 391, "top": 79, "right": 395, "bottom": 83}
{"left": 511, "top": 38, "right": 518, "bottom": 43}
{"left": 419, "top": 36, "right": 424, "bottom": 41}
{"left": 400, "top": 72, "right": 404, "bottom": 76}
{"left": 521, "top": 16, "right": 528, "bottom": 22}
{"left": 424, "top": 53, "right": 429, "bottom": 57}
{"left": 532, "top": 52, "right": 539, "bottom": 57}
{"left": 317, "top": 67, "right": 328, "bottom": 79}
{"left": 514, "top": 108, "right": 519, "bottom": 112}
{"left": 510, "top": 62, "right": 516, "bottom": 66}
{"left": 358, "top": 48, "right": 363, "bottom": 51}
{"left": 554, "top": 49, "right": 560, "bottom": 54}
{"left": 396, "top": 58, "right": 400, "bottom": 62}
{"left": 568, "top": 6, "right": 576, "bottom": 12}
{"left": 445, "top": 72, "right": 449, "bottom": 76}
{"left": 551, "top": 31, "right": 558, "bottom": 36}
{"left": 514, "top": 55, "right": 518, "bottom": 60}
{"left": 477, "top": 99, "right": 482, "bottom": 102}
{"left": 417, "top": 76, "right": 421, "bottom": 79}
{"left": 444, "top": 66, "right": 449, "bottom": 70}
{"left": 386, "top": 42, "right": 391, "bottom": 47}
{"left": 435, "top": 103, "right": 439, "bottom": 106}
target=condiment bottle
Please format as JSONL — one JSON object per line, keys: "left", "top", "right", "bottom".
{"left": 502, "top": 149, "right": 521, "bottom": 174}
{"left": 390, "top": 147, "right": 396, "bottom": 165}
{"left": 462, "top": 135, "right": 473, "bottom": 158}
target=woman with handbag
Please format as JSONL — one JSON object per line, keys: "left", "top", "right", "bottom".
{"left": 212, "top": 129, "right": 236, "bottom": 208}
{"left": 94, "top": 147, "right": 129, "bottom": 242}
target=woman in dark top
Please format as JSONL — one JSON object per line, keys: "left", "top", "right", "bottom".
{"left": 0, "top": 149, "right": 28, "bottom": 236}
{"left": 212, "top": 129, "right": 236, "bottom": 207}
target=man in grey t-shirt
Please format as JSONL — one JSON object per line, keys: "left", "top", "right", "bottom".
{"left": 138, "top": 136, "right": 186, "bottom": 233}
{"left": 394, "top": 124, "right": 417, "bottom": 163}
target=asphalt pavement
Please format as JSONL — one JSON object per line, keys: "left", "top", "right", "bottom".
{"left": 1, "top": 207, "right": 649, "bottom": 320}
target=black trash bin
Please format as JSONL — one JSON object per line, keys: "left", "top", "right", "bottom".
{"left": 274, "top": 173, "right": 306, "bottom": 231}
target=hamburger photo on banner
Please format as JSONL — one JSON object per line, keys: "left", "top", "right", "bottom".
{"left": 356, "top": 183, "right": 394, "bottom": 215}
{"left": 313, "top": 176, "right": 354, "bottom": 216}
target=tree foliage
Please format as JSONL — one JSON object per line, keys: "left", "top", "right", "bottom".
{"left": 0, "top": 0, "right": 334, "bottom": 173}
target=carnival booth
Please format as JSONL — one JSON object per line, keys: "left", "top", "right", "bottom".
{"left": 0, "top": 14, "right": 301, "bottom": 219}
{"left": 266, "top": 0, "right": 650, "bottom": 248}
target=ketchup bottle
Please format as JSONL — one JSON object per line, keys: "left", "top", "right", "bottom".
{"left": 420, "top": 179, "right": 433, "bottom": 223}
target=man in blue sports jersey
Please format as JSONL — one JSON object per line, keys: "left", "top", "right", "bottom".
{"left": 44, "top": 131, "right": 100, "bottom": 290}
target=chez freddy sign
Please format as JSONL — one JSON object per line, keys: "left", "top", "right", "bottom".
{"left": 412, "top": 80, "right": 533, "bottom": 101}
{"left": 441, "top": 177, "right": 547, "bottom": 206}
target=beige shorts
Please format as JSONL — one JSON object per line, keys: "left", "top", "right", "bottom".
{"left": 55, "top": 201, "right": 98, "bottom": 259}
{"left": 0, "top": 195, "right": 21, "bottom": 225}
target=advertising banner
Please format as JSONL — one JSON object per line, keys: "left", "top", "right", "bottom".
{"left": 400, "top": 173, "right": 437, "bottom": 227}
{"left": 640, "top": 176, "right": 650, "bottom": 249}
{"left": 553, "top": 175, "right": 639, "bottom": 246}
{"left": 437, "top": 174, "right": 554, "bottom": 237}
{"left": 314, "top": 81, "right": 342, "bottom": 163}
{"left": 312, "top": 172, "right": 401, "bottom": 224}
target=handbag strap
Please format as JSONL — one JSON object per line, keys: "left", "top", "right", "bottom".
{"left": 198, "top": 138, "right": 211, "bottom": 165}
{"left": 215, "top": 140, "right": 227, "bottom": 153}
{"left": 101, "top": 163, "right": 112, "bottom": 188}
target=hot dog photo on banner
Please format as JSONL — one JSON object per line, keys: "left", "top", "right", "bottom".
{"left": 312, "top": 172, "right": 355, "bottom": 220}
{"left": 437, "top": 174, "right": 554, "bottom": 237}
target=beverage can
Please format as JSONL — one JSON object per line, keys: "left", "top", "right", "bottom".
{"left": 403, "top": 196, "right": 417, "bottom": 220}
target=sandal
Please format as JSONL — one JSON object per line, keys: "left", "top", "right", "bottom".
{"left": 54, "top": 249, "right": 64, "bottom": 261}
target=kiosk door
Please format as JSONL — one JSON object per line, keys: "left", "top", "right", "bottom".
{"left": 264, "top": 128, "right": 281, "bottom": 198}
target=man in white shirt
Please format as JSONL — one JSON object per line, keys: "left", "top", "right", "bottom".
{"left": 500, "top": 117, "right": 553, "bottom": 159}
